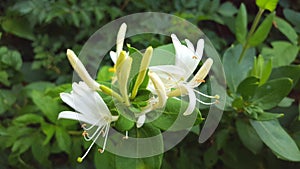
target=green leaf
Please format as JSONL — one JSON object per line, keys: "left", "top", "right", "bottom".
{"left": 217, "top": 2, "right": 237, "bottom": 17}
{"left": 0, "top": 89, "right": 17, "bottom": 114}
{"left": 223, "top": 44, "right": 255, "bottom": 92}
{"left": 278, "top": 97, "right": 294, "bottom": 107}
{"left": 274, "top": 17, "right": 298, "bottom": 45}
{"left": 235, "top": 3, "right": 247, "bottom": 44}
{"left": 151, "top": 44, "right": 175, "bottom": 66}
{"left": 237, "top": 77, "right": 259, "bottom": 100}
{"left": 11, "top": 136, "right": 33, "bottom": 155}
{"left": 250, "top": 55, "right": 272, "bottom": 85}
{"left": 31, "top": 91, "right": 62, "bottom": 123}
{"left": 55, "top": 127, "right": 71, "bottom": 154}
{"left": 13, "top": 114, "right": 44, "bottom": 125}
{"left": 42, "top": 123, "right": 56, "bottom": 145}
{"left": 151, "top": 98, "right": 202, "bottom": 131}
{"left": 0, "top": 50, "right": 22, "bottom": 70}
{"left": 97, "top": 66, "right": 114, "bottom": 82}
{"left": 256, "top": 0, "right": 279, "bottom": 12}
{"left": 115, "top": 124, "right": 163, "bottom": 169}
{"left": 0, "top": 71, "right": 9, "bottom": 86}
{"left": 94, "top": 150, "right": 115, "bottom": 169}
{"left": 270, "top": 65, "right": 300, "bottom": 87}
{"left": 249, "top": 12, "right": 275, "bottom": 46}
{"left": 114, "top": 114, "right": 135, "bottom": 131}
{"left": 215, "top": 129, "right": 229, "bottom": 150}
{"left": 31, "top": 134, "right": 51, "bottom": 166}
{"left": 204, "top": 144, "right": 218, "bottom": 168}
{"left": 236, "top": 119, "right": 263, "bottom": 154}
{"left": 1, "top": 17, "right": 34, "bottom": 40}
{"left": 261, "top": 41, "right": 299, "bottom": 67}
{"left": 250, "top": 119, "right": 300, "bottom": 161}
{"left": 283, "top": 9, "right": 300, "bottom": 28}
{"left": 252, "top": 78, "right": 293, "bottom": 110}
{"left": 255, "top": 111, "right": 284, "bottom": 120}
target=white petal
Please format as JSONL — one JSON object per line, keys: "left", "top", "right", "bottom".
{"left": 185, "top": 39, "right": 195, "bottom": 52}
{"left": 171, "top": 34, "right": 200, "bottom": 79}
{"left": 110, "top": 51, "right": 117, "bottom": 64}
{"left": 182, "top": 85, "right": 197, "bottom": 116}
{"left": 116, "top": 23, "right": 127, "bottom": 57}
{"left": 58, "top": 111, "right": 98, "bottom": 125}
{"left": 136, "top": 114, "right": 146, "bottom": 128}
{"left": 195, "top": 39, "right": 204, "bottom": 61}
{"left": 60, "top": 93, "right": 75, "bottom": 109}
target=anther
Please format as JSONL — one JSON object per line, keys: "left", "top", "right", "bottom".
{"left": 81, "top": 124, "right": 87, "bottom": 128}
{"left": 195, "top": 79, "right": 205, "bottom": 83}
{"left": 82, "top": 131, "right": 88, "bottom": 137}
{"left": 98, "top": 148, "right": 104, "bottom": 153}
{"left": 192, "top": 56, "right": 198, "bottom": 59}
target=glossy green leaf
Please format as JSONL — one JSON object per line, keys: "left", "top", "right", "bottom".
{"left": 250, "top": 119, "right": 300, "bottom": 161}
{"left": 274, "top": 17, "right": 298, "bottom": 45}
{"left": 236, "top": 119, "right": 263, "bottom": 154}
{"left": 55, "top": 127, "right": 71, "bottom": 154}
{"left": 223, "top": 44, "right": 255, "bottom": 92}
{"left": 261, "top": 41, "right": 299, "bottom": 68}
{"left": 235, "top": 3, "right": 247, "bottom": 44}
{"left": 114, "top": 114, "right": 135, "bottom": 131}
{"left": 252, "top": 78, "right": 293, "bottom": 110}
{"left": 249, "top": 12, "right": 275, "bottom": 46}
{"left": 42, "top": 123, "right": 56, "bottom": 145}
{"left": 237, "top": 77, "right": 259, "bottom": 100}
{"left": 278, "top": 97, "right": 294, "bottom": 107}
{"left": 270, "top": 65, "right": 300, "bottom": 87}
{"left": 151, "top": 98, "right": 202, "bottom": 131}
{"left": 256, "top": 0, "right": 279, "bottom": 12}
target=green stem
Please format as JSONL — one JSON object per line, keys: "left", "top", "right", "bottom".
{"left": 238, "top": 8, "right": 265, "bottom": 63}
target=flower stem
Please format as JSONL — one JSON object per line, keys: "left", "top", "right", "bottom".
{"left": 238, "top": 8, "right": 265, "bottom": 63}
{"left": 100, "top": 85, "right": 124, "bottom": 103}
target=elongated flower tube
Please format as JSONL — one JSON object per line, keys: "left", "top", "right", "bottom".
{"left": 116, "top": 51, "right": 132, "bottom": 106}
{"left": 149, "top": 34, "right": 219, "bottom": 115}
{"left": 66, "top": 49, "right": 100, "bottom": 90}
{"left": 58, "top": 82, "right": 118, "bottom": 163}
{"left": 136, "top": 71, "right": 167, "bottom": 128}
{"left": 131, "top": 46, "right": 153, "bottom": 99}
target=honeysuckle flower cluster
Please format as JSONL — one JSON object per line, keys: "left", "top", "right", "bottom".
{"left": 58, "top": 23, "right": 219, "bottom": 162}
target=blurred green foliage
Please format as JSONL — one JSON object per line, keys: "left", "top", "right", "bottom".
{"left": 0, "top": 0, "right": 300, "bottom": 168}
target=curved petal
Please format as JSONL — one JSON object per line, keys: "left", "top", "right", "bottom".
{"left": 181, "top": 85, "right": 197, "bottom": 116}
{"left": 116, "top": 23, "right": 127, "bottom": 56}
{"left": 60, "top": 93, "right": 75, "bottom": 109}
{"left": 110, "top": 51, "right": 117, "bottom": 64}
{"left": 185, "top": 39, "right": 195, "bottom": 52}
{"left": 171, "top": 34, "right": 200, "bottom": 79}
{"left": 58, "top": 111, "right": 98, "bottom": 125}
{"left": 136, "top": 114, "right": 146, "bottom": 128}
{"left": 188, "top": 58, "right": 213, "bottom": 88}
{"left": 195, "top": 39, "right": 204, "bottom": 61}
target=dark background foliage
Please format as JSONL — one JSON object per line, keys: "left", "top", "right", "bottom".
{"left": 0, "top": 0, "right": 300, "bottom": 168}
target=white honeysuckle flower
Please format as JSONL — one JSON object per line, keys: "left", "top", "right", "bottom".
{"left": 136, "top": 71, "right": 167, "bottom": 128}
{"left": 149, "top": 34, "right": 218, "bottom": 116}
{"left": 58, "top": 81, "right": 118, "bottom": 163}
{"left": 110, "top": 23, "right": 127, "bottom": 64}
{"left": 66, "top": 49, "right": 100, "bottom": 91}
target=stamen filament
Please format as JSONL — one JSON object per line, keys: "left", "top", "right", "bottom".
{"left": 194, "top": 89, "right": 219, "bottom": 99}
{"left": 77, "top": 125, "right": 103, "bottom": 163}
